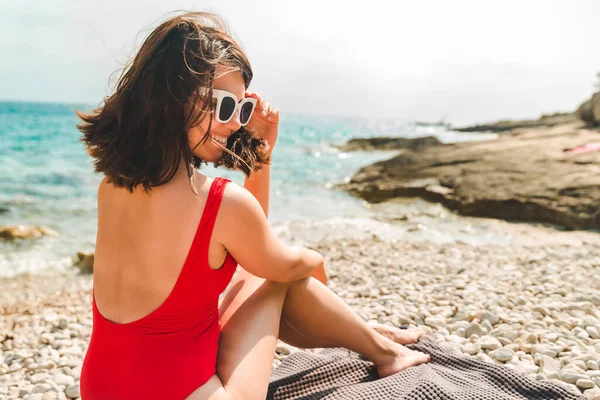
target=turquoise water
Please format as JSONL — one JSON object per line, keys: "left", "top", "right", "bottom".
{"left": 0, "top": 100, "right": 497, "bottom": 276}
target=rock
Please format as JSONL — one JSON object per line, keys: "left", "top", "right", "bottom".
{"left": 64, "top": 384, "right": 80, "bottom": 399}
{"left": 31, "top": 373, "right": 51, "bottom": 384}
{"left": 51, "top": 374, "right": 74, "bottom": 387}
{"left": 275, "top": 344, "right": 291, "bottom": 356}
{"left": 462, "top": 342, "right": 481, "bottom": 355}
{"left": 8, "top": 362, "right": 22, "bottom": 372}
{"left": 425, "top": 316, "right": 446, "bottom": 328}
{"left": 0, "top": 225, "right": 59, "bottom": 241}
{"left": 522, "top": 361, "right": 540, "bottom": 375}
{"left": 481, "top": 319, "right": 494, "bottom": 332}
{"left": 576, "top": 378, "right": 596, "bottom": 390}
{"left": 339, "top": 122, "right": 600, "bottom": 230}
{"left": 455, "top": 327, "right": 467, "bottom": 338}
{"left": 584, "top": 389, "right": 600, "bottom": 400}
{"left": 591, "top": 92, "right": 600, "bottom": 126}
{"left": 495, "top": 330, "right": 519, "bottom": 342}
{"left": 480, "top": 336, "right": 503, "bottom": 351}
{"left": 336, "top": 136, "right": 442, "bottom": 152}
{"left": 465, "top": 322, "right": 484, "bottom": 338}
{"left": 587, "top": 360, "right": 599, "bottom": 370}
{"left": 32, "top": 384, "right": 51, "bottom": 394}
{"left": 490, "top": 348, "right": 514, "bottom": 362}
{"left": 540, "top": 355, "right": 561, "bottom": 379}
{"left": 497, "top": 337, "right": 512, "bottom": 346}
{"left": 74, "top": 252, "right": 94, "bottom": 274}
{"left": 455, "top": 113, "right": 578, "bottom": 133}
{"left": 479, "top": 311, "right": 500, "bottom": 325}
{"left": 559, "top": 370, "right": 589, "bottom": 384}
{"left": 532, "top": 344, "right": 557, "bottom": 358}
{"left": 586, "top": 326, "right": 600, "bottom": 340}
{"left": 576, "top": 98, "right": 597, "bottom": 126}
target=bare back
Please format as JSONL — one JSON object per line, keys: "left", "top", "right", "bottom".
{"left": 92, "top": 173, "right": 230, "bottom": 325}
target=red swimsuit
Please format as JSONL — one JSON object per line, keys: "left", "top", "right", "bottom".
{"left": 81, "top": 177, "right": 237, "bottom": 400}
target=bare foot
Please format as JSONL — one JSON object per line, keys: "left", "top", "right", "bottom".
{"left": 375, "top": 342, "right": 430, "bottom": 378}
{"left": 369, "top": 323, "right": 423, "bottom": 345}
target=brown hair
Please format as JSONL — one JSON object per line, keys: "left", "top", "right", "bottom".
{"left": 76, "top": 11, "right": 270, "bottom": 194}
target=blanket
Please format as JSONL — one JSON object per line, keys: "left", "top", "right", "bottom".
{"left": 268, "top": 336, "right": 584, "bottom": 400}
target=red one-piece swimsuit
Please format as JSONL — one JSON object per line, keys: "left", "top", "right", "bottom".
{"left": 80, "top": 177, "right": 238, "bottom": 399}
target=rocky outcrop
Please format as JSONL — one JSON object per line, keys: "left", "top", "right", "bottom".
{"left": 336, "top": 136, "right": 442, "bottom": 152}
{"left": 0, "top": 225, "right": 59, "bottom": 240}
{"left": 455, "top": 113, "right": 578, "bottom": 133}
{"left": 339, "top": 121, "right": 600, "bottom": 230}
{"left": 592, "top": 92, "right": 600, "bottom": 124}
{"left": 576, "top": 92, "right": 600, "bottom": 127}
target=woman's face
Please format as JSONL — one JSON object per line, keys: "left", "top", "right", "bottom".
{"left": 187, "top": 66, "right": 246, "bottom": 162}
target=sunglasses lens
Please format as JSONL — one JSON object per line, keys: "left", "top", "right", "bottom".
{"left": 240, "top": 102, "right": 254, "bottom": 124}
{"left": 219, "top": 97, "right": 236, "bottom": 121}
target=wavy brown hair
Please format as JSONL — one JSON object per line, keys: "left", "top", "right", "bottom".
{"left": 76, "top": 11, "right": 270, "bottom": 194}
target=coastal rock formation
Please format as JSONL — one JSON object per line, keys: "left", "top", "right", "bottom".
{"left": 339, "top": 122, "right": 600, "bottom": 230}
{"left": 576, "top": 99, "right": 596, "bottom": 126}
{"left": 576, "top": 92, "right": 600, "bottom": 127}
{"left": 454, "top": 113, "right": 578, "bottom": 133}
{"left": 336, "top": 136, "right": 441, "bottom": 152}
{"left": 592, "top": 92, "right": 600, "bottom": 124}
{"left": 0, "top": 225, "right": 59, "bottom": 241}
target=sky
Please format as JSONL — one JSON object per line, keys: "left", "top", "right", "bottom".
{"left": 1, "top": 0, "right": 599, "bottom": 125}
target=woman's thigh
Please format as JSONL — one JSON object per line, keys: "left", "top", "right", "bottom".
{"left": 212, "top": 270, "right": 287, "bottom": 399}
{"left": 219, "top": 268, "right": 266, "bottom": 325}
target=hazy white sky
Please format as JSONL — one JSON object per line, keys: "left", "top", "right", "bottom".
{"left": 1, "top": 0, "right": 599, "bottom": 125}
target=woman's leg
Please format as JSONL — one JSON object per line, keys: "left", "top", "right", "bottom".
{"left": 220, "top": 269, "right": 423, "bottom": 350}
{"left": 209, "top": 271, "right": 429, "bottom": 399}
{"left": 189, "top": 274, "right": 427, "bottom": 400}
{"left": 188, "top": 278, "right": 289, "bottom": 400}
{"left": 275, "top": 277, "right": 429, "bottom": 378}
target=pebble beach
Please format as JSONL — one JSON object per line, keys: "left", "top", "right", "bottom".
{"left": 1, "top": 221, "right": 600, "bottom": 399}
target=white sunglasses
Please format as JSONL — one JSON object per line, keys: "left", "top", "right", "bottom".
{"left": 201, "top": 87, "right": 257, "bottom": 126}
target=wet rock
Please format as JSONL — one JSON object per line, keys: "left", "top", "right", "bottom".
{"left": 0, "top": 226, "right": 59, "bottom": 241}
{"left": 74, "top": 252, "right": 94, "bottom": 274}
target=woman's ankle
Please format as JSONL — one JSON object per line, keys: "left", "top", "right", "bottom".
{"left": 365, "top": 331, "right": 399, "bottom": 367}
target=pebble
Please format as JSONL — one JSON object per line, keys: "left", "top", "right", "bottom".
{"left": 64, "top": 384, "right": 80, "bottom": 399}
{"left": 577, "top": 379, "right": 596, "bottom": 390}
{"left": 52, "top": 374, "right": 75, "bottom": 387}
{"left": 466, "top": 323, "right": 483, "bottom": 338}
{"left": 540, "top": 355, "right": 561, "bottom": 379}
{"left": 32, "top": 384, "right": 51, "bottom": 394}
{"left": 560, "top": 370, "right": 589, "bottom": 384}
{"left": 480, "top": 336, "right": 503, "bottom": 351}
{"left": 490, "top": 348, "right": 515, "bottom": 362}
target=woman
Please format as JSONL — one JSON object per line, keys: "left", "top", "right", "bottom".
{"left": 78, "top": 11, "right": 429, "bottom": 400}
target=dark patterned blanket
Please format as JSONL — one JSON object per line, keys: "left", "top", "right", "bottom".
{"left": 268, "top": 336, "right": 584, "bottom": 400}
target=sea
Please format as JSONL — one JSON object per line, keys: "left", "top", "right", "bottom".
{"left": 1, "top": 100, "right": 503, "bottom": 277}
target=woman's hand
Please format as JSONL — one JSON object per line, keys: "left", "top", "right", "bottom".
{"left": 245, "top": 91, "right": 279, "bottom": 155}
